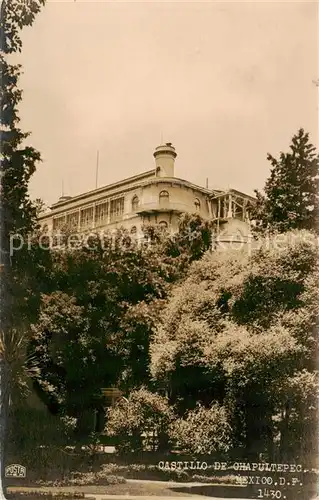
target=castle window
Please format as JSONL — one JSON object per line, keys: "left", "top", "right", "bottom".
{"left": 96, "top": 201, "right": 109, "bottom": 226}
{"left": 53, "top": 215, "right": 66, "bottom": 231}
{"left": 194, "top": 198, "right": 201, "bottom": 211}
{"left": 132, "top": 195, "right": 139, "bottom": 211}
{"left": 66, "top": 211, "right": 79, "bottom": 229}
{"left": 80, "top": 206, "right": 94, "bottom": 229}
{"left": 110, "top": 197, "right": 124, "bottom": 221}
{"left": 159, "top": 220, "right": 168, "bottom": 231}
{"left": 159, "top": 190, "right": 169, "bottom": 205}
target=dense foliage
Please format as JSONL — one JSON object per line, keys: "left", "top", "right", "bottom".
{"left": 28, "top": 231, "right": 166, "bottom": 433}
{"left": 150, "top": 231, "right": 318, "bottom": 461}
{"left": 28, "top": 217, "right": 212, "bottom": 437}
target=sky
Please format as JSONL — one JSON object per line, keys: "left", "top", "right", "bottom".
{"left": 17, "top": 0, "right": 318, "bottom": 207}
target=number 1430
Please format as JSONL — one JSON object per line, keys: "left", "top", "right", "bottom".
{"left": 257, "top": 489, "right": 283, "bottom": 499}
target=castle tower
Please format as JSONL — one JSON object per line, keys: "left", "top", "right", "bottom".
{"left": 154, "top": 142, "right": 177, "bottom": 178}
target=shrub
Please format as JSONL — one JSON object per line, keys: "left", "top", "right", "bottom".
{"left": 105, "top": 387, "right": 174, "bottom": 453}
{"left": 191, "top": 474, "right": 238, "bottom": 484}
{"left": 34, "top": 467, "right": 127, "bottom": 487}
{"left": 169, "top": 403, "right": 232, "bottom": 455}
{"left": 68, "top": 471, "right": 126, "bottom": 486}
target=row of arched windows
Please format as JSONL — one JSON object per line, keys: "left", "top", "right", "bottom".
{"left": 131, "top": 192, "right": 201, "bottom": 211}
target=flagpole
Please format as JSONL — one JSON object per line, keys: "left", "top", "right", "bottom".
{"left": 95, "top": 150, "right": 99, "bottom": 189}
{"left": 312, "top": 79, "right": 319, "bottom": 147}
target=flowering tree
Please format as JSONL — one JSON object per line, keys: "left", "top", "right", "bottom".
{"left": 106, "top": 388, "right": 174, "bottom": 453}
{"left": 169, "top": 403, "right": 232, "bottom": 455}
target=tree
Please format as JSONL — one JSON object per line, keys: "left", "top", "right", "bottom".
{"left": 29, "top": 230, "right": 170, "bottom": 436}
{"left": 252, "top": 129, "right": 319, "bottom": 234}
{"left": 0, "top": 0, "right": 45, "bottom": 238}
{"left": 118, "top": 299, "right": 166, "bottom": 391}
{"left": 33, "top": 197, "right": 48, "bottom": 217}
{"left": 0, "top": 0, "right": 46, "bottom": 327}
{"left": 143, "top": 213, "right": 215, "bottom": 281}
{"left": 0, "top": 0, "right": 45, "bottom": 480}
{"left": 150, "top": 231, "right": 318, "bottom": 461}
{"left": 29, "top": 216, "right": 215, "bottom": 438}
{"left": 162, "top": 213, "right": 214, "bottom": 268}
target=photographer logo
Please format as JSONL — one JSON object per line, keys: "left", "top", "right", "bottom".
{"left": 5, "top": 464, "right": 26, "bottom": 478}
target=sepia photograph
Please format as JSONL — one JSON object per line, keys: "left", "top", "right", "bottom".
{"left": 0, "top": 1, "right": 318, "bottom": 499}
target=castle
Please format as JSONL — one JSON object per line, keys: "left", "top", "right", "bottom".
{"left": 39, "top": 143, "right": 254, "bottom": 246}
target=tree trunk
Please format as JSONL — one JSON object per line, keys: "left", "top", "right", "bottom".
{"left": 279, "top": 402, "right": 291, "bottom": 462}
